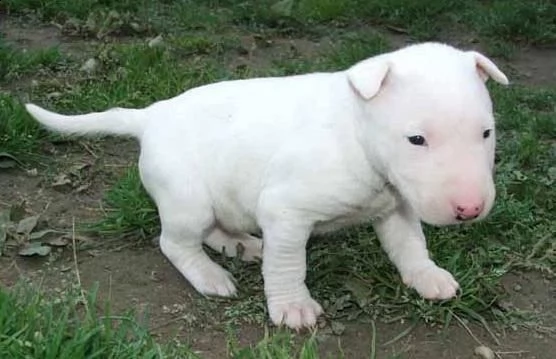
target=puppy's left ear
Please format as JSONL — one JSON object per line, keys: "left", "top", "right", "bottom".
{"left": 346, "top": 57, "right": 390, "bottom": 100}
{"left": 470, "top": 51, "right": 509, "bottom": 85}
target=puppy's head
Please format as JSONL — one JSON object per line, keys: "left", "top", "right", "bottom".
{"left": 347, "top": 42, "right": 509, "bottom": 226}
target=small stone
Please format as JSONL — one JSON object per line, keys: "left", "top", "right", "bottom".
{"left": 148, "top": 34, "right": 164, "bottom": 48}
{"left": 474, "top": 345, "right": 495, "bottom": 359}
{"left": 51, "top": 173, "right": 72, "bottom": 190}
{"left": 513, "top": 284, "right": 522, "bottom": 292}
{"left": 46, "top": 92, "right": 62, "bottom": 99}
{"left": 107, "top": 10, "right": 120, "bottom": 20}
{"left": 80, "top": 58, "right": 98, "bottom": 74}
{"left": 130, "top": 22, "right": 142, "bottom": 32}
{"left": 497, "top": 299, "right": 514, "bottom": 311}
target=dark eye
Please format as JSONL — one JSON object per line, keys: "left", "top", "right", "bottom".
{"left": 483, "top": 129, "right": 492, "bottom": 139}
{"left": 407, "top": 135, "right": 427, "bottom": 146}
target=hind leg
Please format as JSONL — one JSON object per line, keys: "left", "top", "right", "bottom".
{"left": 154, "top": 190, "right": 237, "bottom": 297}
{"left": 204, "top": 227, "right": 263, "bottom": 262}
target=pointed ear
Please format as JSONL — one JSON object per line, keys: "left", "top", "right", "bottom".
{"left": 346, "top": 57, "right": 390, "bottom": 100}
{"left": 470, "top": 51, "right": 509, "bottom": 85}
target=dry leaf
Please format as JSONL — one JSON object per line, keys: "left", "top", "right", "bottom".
{"left": 29, "top": 229, "right": 63, "bottom": 241}
{"left": 16, "top": 215, "right": 40, "bottom": 235}
{"left": 0, "top": 152, "right": 22, "bottom": 169}
{"left": 47, "top": 237, "right": 69, "bottom": 247}
{"left": 18, "top": 242, "right": 51, "bottom": 257}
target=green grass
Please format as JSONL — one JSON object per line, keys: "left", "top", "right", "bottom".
{"left": 4, "top": 0, "right": 556, "bottom": 45}
{"left": 91, "top": 165, "right": 158, "bottom": 238}
{"left": 0, "top": 36, "right": 67, "bottom": 161}
{"left": 472, "top": 0, "right": 556, "bottom": 46}
{"left": 0, "top": 33, "right": 236, "bottom": 163}
{"left": 3, "top": 0, "right": 143, "bottom": 20}
{"left": 0, "top": 283, "right": 324, "bottom": 359}
{"left": 0, "top": 283, "right": 200, "bottom": 358}
{"left": 227, "top": 330, "right": 320, "bottom": 359}
{"left": 0, "top": 93, "right": 46, "bottom": 162}
{"left": 0, "top": 37, "right": 64, "bottom": 83}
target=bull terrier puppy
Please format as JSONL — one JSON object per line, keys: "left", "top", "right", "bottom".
{"left": 26, "top": 42, "right": 509, "bottom": 329}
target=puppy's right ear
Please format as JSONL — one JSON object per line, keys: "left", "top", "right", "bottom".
{"left": 346, "top": 57, "right": 390, "bottom": 100}
{"left": 469, "top": 51, "right": 509, "bottom": 85}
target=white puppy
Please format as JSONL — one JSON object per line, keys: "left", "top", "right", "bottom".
{"left": 25, "top": 42, "right": 508, "bottom": 329}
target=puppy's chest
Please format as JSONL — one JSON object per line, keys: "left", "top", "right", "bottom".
{"left": 313, "top": 183, "right": 399, "bottom": 234}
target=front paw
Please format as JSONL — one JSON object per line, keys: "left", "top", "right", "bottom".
{"left": 403, "top": 264, "right": 459, "bottom": 300}
{"left": 268, "top": 297, "right": 323, "bottom": 330}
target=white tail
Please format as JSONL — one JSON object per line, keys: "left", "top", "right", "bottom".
{"left": 25, "top": 103, "right": 147, "bottom": 138}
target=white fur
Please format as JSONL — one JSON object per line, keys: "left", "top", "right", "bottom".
{"left": 25, "top": 42, "right": 508, "bottom": 329}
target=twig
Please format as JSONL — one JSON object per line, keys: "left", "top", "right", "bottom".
{"left": 369, "top": 319, "right": 377, "bottom": 359}
{"left": 452, "top": 311, "right": 482, "bottom": 345}
{"left": 72, "top": 217, "right": 89, "bottom": 314}
{"left": 495, "top": 351, "right": 530, "bottom": 355}
{"left": 382, "top": 320, "right": 418, "bottom": 347}
{"left": 79, "top": 141, "right": 99, "bottom": 159}
{"left": 108, "top": 272, "right": 113, "bottom": 303}
{"left": 40, "top": 200, "right": 52, "bottom": 216}
{"left": 452, "top": 311, "right": 502, "bottom": 359}
{"left": 526, "top": 234, "right": 549, "bottom": 261}
{"left": 150, "top": 315, "right": 187, "bottom": 331}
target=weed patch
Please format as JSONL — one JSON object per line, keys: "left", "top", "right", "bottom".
{"left": 0, "top": 283, "right": 200, "bottom": 358}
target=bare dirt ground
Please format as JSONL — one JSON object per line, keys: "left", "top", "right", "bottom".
{"left": 1, "top": 20, "right": 555, "bottom": 359}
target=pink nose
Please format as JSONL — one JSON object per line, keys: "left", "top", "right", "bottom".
{"left": 453, "top": 201, "right": 484, "bottom": 221}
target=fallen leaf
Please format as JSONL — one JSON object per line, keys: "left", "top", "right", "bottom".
{"left": 0, "top": 152, "right": 22, "bottom": 169}
{"left": 51, "top": 173, "right": 72, "bottom": 188}
{"left": 87, "top": 249, "right": 102, "bottom": 257}
{"left": 18, "top": 242, "right": 51, "bottom": 257}
{"left": 75, "top": 183, "right": 91, "bottom": 193}
{"left": 68, "top": 162, "right": 91, "bottom": 176}
{"left": 385, "top": 24, "right": 409, "bottom": 34}
{"left": 46, "top": 237, "right": 69, "bottom": 247}
{"left": 29, "top": 229, "right": 63, "bottom": 241}
{"left": 16, "top": 215, "right": 40, "bottom": 235}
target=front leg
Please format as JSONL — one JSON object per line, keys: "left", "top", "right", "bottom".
{"left": 373, "top": 204, "right": 459, "bottom": 300}
{"left": 259, "top": 213, "right": 323, "bottom": 329}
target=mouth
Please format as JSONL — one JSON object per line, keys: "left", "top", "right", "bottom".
{"left": 419, "top": 209, "right": 483, "bottom": 227}
{"left": 455, "top": 214, "right": 480, "bottom": 221}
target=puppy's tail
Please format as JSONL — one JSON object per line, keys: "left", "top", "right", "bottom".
{"left": 25, "top": 103, "right": 147, "bottom": 138}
